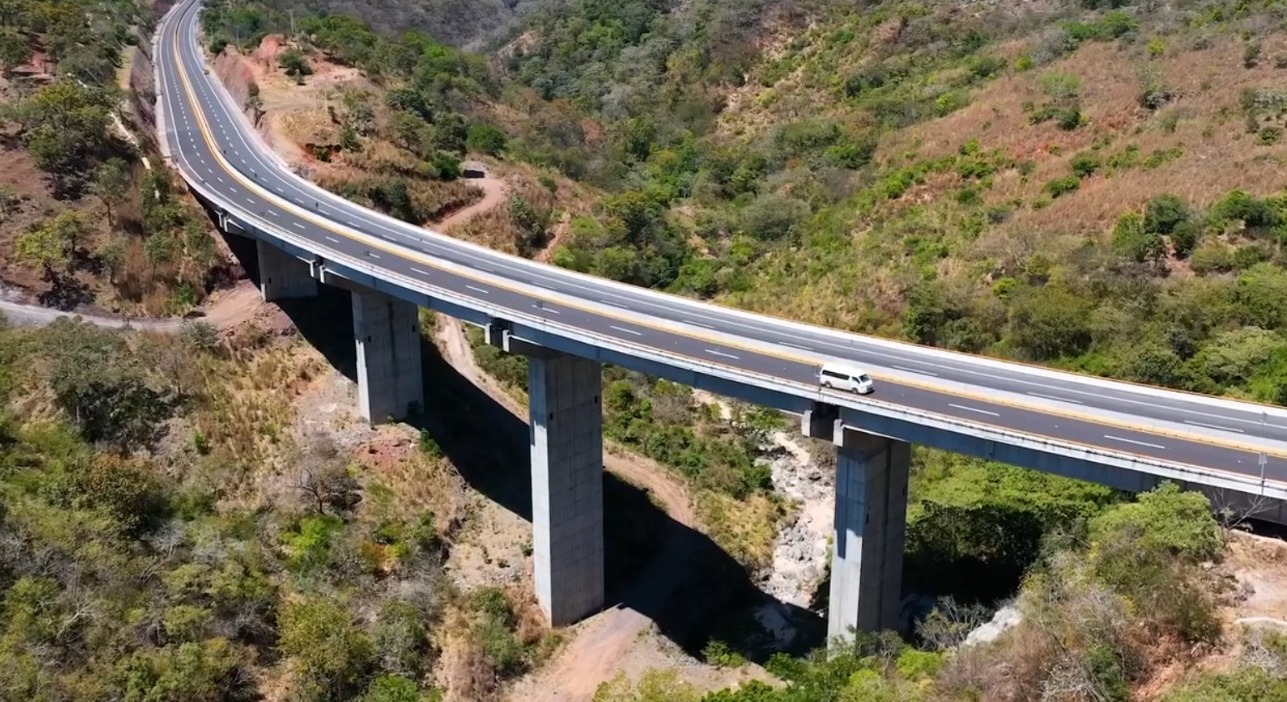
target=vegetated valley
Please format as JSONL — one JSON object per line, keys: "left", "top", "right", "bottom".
{"left": 1, "top": 0, "right": 1287, "bottom": 700}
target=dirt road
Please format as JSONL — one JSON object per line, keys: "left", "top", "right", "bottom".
{"left": 1, "top": 279, "right": 266, "bottom": 333}
{"left": 431, "top": 175, "right": 508, "bottom": 231}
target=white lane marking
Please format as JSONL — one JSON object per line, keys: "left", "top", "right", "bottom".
{"left": 173, "top": 23, "right": 1277, "bottom": 445}
{"left": 706, "top": 349, "right": 740, "bottom": 361}
{"left": 292, "top": 222, "right": 305, "bottom": 230}
{"left": 215, "top": 175, "right": 225, "bottom": 184}
{"left": 600, "top": 299, "right": 627, "bottom": 309}
{"left": 380, "top": 234, "right": 395, "bottom": 242}
{"left": 1028, "top": 392, "right": 1084, "bottom": 404}
{"left": 683, "top": 319, "right": 714, "bottom": 329}
{"left": 780, "top": 342, "right": 813, "bottom": 351}
{"left": 610, "top": 325, "right": 643, "bottom": 337}
{"left": 369, "top": 252, "right": 381, "bottom": 259}
{"left": 536, "top": 304, "right": 560, "bottom": 315}
{"left": 949, "top": 403, "right": 999, "bottom": 417}
{"left": 477, "top": 265, "right": 494, "bottom": 273}
{"left": 465, "top": 285, "right": 490, "bottom": 295}
{"left": 531, "top": 281, "right": 557, "bottom": 290}
{"left": 1105, "top": 434, "right": 1166, "bottom": 450}
{"left": 325, "top": 236, "right": 340, "bottom": 243}
{"left": 267, "top": 210, "right": 279, "bottom": 218}
{"left": 1185, "top": 420, "right": 1245, "bottom": 434}
{"left": 410, "top": 267, "right": 430, "bottom": 276}
{"left": 894, "top": 365, "right": 937, "bottom": 377}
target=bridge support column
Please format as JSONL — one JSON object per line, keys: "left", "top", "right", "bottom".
{"left": 829, "top": 430, "right": 909, "bottom": 641}
{"left": 256, "top": 240, "right": 317, "bottom": 301}
{"left": 529, "top": 350, "right": 604, "bottom": 626}
{"left": 352, "top": 289, "right": 423, "bottom": 423}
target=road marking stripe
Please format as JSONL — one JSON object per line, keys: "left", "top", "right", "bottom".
{"left": 168, "top": 33, "right": 1287, "bottom": 469}
{"left": 1185, "top": 420, "right": 1244, "bottom": 434}
{"left": 684, "top": 319, "right": 713, "bottom": 329}
{"left": 1028, "top": 392, "right": 1083, "bottom": 404}
{"left": 706, "top": 349, "right": 740, "bottom": 360}
{"left": 369, "top": 252, "right": 381, "bottom": 259}
{"left": 325, "top": 236, "right": 339, "bottom": 243}
{"left": 1105, "top": 435, "right": 1166, "bottom": 450}
{"left": 600, "top": 299, "right": 626, "bottom": 309}
{"left": 894, "top": 365, "right": 937, "bottom": 377}
{"left": 537, "top": 305, "right": 560, "bottom": 315}
{"left": 949, "top": 403, "right": 1000, "bottom": 417}
{"left": 292, "top": 222, "right": 305, "bottom": 230}
{"left": 465, "top": 285, "right": 490, "bottom": 295}
{"left": 410, "top": 267, "right": 430, "bottom": 276}
{"left": 781, "top": 342, "right": 813, "bottom": 351}
{"left": 610, "top": 325, "right": 642, "bottom": 337}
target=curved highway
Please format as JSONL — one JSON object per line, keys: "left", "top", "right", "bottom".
{"left": 156, "top": 0, "right": 1287, "bottom": 489}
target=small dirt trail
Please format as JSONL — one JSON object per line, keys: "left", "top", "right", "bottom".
{"left": 430, "top": 175, "right": 508, "bottom": 232}
{"left": 433, "top": 317, "right": 700, "bottom": 701}
{"left": 1, "top": 279, "right": 266, "bottom": 333}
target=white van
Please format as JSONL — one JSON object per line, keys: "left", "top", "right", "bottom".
{"left": 819, "top": 362, "right": 875, "bottom": 395}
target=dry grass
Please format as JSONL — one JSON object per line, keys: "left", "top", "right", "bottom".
{"left": 695, "top": 489, "right": 791, "bottom": 574}
{"left": 189, "top": 334, "right": 327, "bottom": 477}
{"left": 886, "top": 36, "right": 1287, "bottom": 243}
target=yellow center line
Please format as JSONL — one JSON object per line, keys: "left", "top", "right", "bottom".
{"left": 168, "top": 18, "right": 1287, "bottom": 466}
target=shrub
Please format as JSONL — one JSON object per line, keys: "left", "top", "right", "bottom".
{"left": 1143, "top": 194, "right": 1189, "bottom": 235}
{"left": 1043, "top": 175, "right": 1081, "bottom": 199}
{"left": 1112, "top": 213, "right": 1165, "bottom": 263}
{"left": 1070, "top": 151, "right": 1101, "bottom": 178}
{"left": 278, "top": 48, "right": 312, "bottom": 78}
{"left": 466, "top": 123, "right": 507, "bottom": 155}
{"left": 1089, "top": 483, "right": 1221, "bottom": 562}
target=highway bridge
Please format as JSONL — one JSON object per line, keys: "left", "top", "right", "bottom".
{"left": 156, "top": 0, "right": 1287, "bottom": 638}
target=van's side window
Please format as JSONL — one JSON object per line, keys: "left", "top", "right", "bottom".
{"left": 821, "top": 369, "right": 847, "bottom": 380}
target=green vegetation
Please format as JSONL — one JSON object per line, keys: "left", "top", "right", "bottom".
{"left": 0, "top": 316, "right": 572, "bottom": 700}
{"left": 598, "top": 482, "right": 1277, "bottom": 702}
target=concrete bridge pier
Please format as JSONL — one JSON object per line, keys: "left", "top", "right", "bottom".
{"left": 804, "top": 403, "right": 910, "bottom": 640}
{"left": 352, "top": 288, "right": 423, "bottom": 423}
{"left": 487, "top": 322, "right": 606, "bottom": 625}
{"left": 528, "top": 349, "right": 605, "bottom": 626}
{"left": 256, "top": 239, "right": 317, "bottom": 301}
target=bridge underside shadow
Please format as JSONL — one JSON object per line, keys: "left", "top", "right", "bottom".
{"left": 248, "top": 265, "right": 822, "bottom": 659}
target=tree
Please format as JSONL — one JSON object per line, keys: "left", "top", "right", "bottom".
{"left": 121, "top": 639, "right": 256, "bottom": 702}
{"left": 39, "top": 318, "right": 172, "bottom": 451}
{"left": 508, "top": 196, "right": 550, "bottom": 257}
{"left": 1007, "top": 285, "right": 1095, "bottom": 360}
{"left": 96, "top": 237, "right": 125, "bottom": 284}
{"left": 279, "top": 598, "right": 374, "bottom": 700}
{"left": 0, "top": 28, "right": 29, "bottom": 74}
{"left": 16, "top": 210, "right": 89, "bottom": 278}
{"left": 359, "top": 676, "right": 421, "bottom": 702}
{"left": 244, "top": 82, "right": 264, "bottom": 127}
{"left": 278, "top": 48, "right": 312, "bottom": 79}
{"left": 91, "top": 158, "right": 131, "bottom": 227}
{"left": 1111, "top": 212, "right": 1164, "bottom": 263}
{"left": 16, "top": 81, "right": 113, "bottom": 186}
{"left": 1143, "top": 194, "right": 1189, "bottom": 235}
{"left": 290, "top": 434, "right": 361, "bottom": 515}
{"left": 146, "top": 232, "right": 178, "bottom": 277}
{"left": 466, "top": 123, "right": 507, "bottom": 156}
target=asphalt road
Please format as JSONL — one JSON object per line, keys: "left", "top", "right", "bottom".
{"left": 156, "top": 0, "right": 1287, "bottom": 485}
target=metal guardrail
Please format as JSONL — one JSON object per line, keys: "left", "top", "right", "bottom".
{"left": 158, "top": 2, "right": 1286, "bottom": 502}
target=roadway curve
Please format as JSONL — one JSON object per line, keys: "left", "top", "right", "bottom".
{"left": 156, "top": 0, "right": 1287, "bottom": 487}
